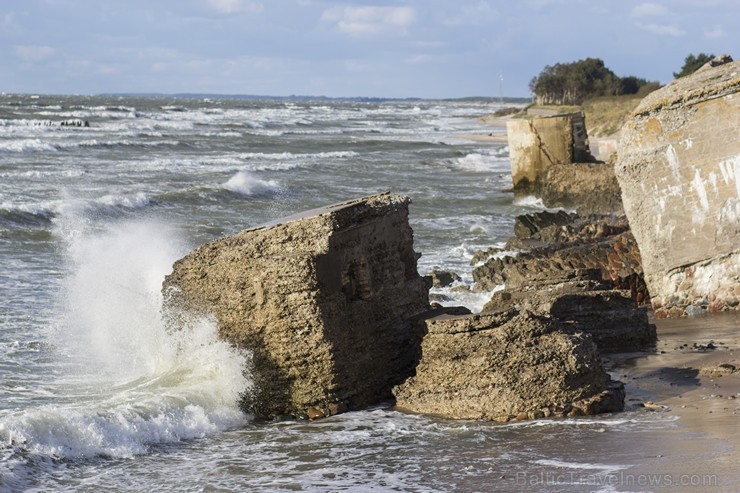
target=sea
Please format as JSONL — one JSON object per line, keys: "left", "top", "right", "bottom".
{"left": 0, "top": 94, "right": 713, "bottom": 492}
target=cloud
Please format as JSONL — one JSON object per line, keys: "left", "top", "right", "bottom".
{"left": 637, "top": 22, "right": 685, "bottom": 36}
{"left": 206, "top": 0, "right": 263, "bottom": 14}
{"left": 631, "top": 2, "right": 668, "bottom": 17}
{"left": 704, "top": 24, "right": 726, "bottom": 38}
{"left": 321, "top": 6, "right": 416, "bottom": 35}
{"left": 14, "top": 45, "right": 56, "bottom": 62}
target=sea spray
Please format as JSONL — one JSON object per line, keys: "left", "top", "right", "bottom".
{"left": 223, "top": 170, "right": 281, "bottom": 196}
{"left": 0, "top": 215, "right": 250, "bottom": 471}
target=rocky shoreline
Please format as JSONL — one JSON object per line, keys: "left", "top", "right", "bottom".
{"left": 161, "top": 56, "right": 737, "bottom": 429}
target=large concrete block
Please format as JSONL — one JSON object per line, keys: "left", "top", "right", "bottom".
{"left": 506, "top": 112, "right": 590, "bottom": 191}
{"left": 163, "top": 193, "right": 430, "bottom": 418}
{"left": 615, "top": 58, "right": 740, "bottom": 316}
{"left": 393, "top": 310, "right": 624, "bottom": 422}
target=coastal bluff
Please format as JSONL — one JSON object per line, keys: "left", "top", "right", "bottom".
{"left": 615, "top": 56, "right": 740, "bottom": 317}
{"left": 163, "top": 193, "right": 429, "bottom": 418}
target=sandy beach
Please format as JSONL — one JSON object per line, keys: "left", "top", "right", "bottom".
{"left": 601, "top": 312, "right": 740, "bottom": 491}
{"left": 455, "top": 115, "right": 511, "bottom": 143}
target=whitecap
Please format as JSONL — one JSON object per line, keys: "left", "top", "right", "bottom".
{"left": 223, "top": 171, "right": 281, "bottom": 196}
{"left": 0, "top": 139, "right": 59, "bottom": 153}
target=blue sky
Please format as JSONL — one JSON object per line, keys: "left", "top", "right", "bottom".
{"left": 1, "top": 0, "right": 737, "bottom": 98}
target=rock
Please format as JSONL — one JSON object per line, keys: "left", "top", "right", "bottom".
{"left": 306, "top": 407, "right": 326, "bottom": 420}
{"left": 429, "top": 269, "right": 462, "bottom": 288}
{"left": 475, "top": 212, "right": 647, "bottom": 303}
{"left": 393, "top": 310, "right": 624, "bottom": 421}
{"left": 475, "top": 211, "right": 654, "bottom": 352}
{"left": 484, "top": 276, "right": 656, "bottom": 352}
{"left": 540, "top": 162, "right": 623, "bottom": 215}
{"left": 163, "top": 193, "right": 429, "bottom": 418}
{"left": 700, "top": 364, "right": 737, "bottom": 377}
{"left": 709, "top": 54, "right": 733, "bottom": 67}
{"left": 615, "top": 58, "right": 740, "bottom": 317}
{"left": 513, "top": 210, "right": 576, "bottom": 240}
{"left": 470, "top": 247, "right": 503, "bottom": 266}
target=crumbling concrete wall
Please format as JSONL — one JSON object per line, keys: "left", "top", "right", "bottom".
{"left": 393, "top": 309, "right": 624, "bottom": 422}
{"left": 506, "top": 112, "right": 590, "bottom": 191}
{"left": 615, "top": 57, "right": 739, "bottom": 317}
{"left": 163, "top": 193, "right": 430, "bottom": 418}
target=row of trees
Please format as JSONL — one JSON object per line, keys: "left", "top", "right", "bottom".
{"left": 529, "top": 58, "right": 658, "bottom": 105}
{"left": 529, "top": 53, "right": 717, "bottom": 105}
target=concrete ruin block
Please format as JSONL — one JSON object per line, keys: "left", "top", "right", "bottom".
{"left": 540, "top": 162, "right": 623, "bottom": 214}
{"left": 393, "top": 310, "right": 624, "bottom": 422}
{"left": 163, "top": 193, "right": 430, "bottom": 418}
{"left": 506, "top": 112, "right": 591, "bottom": 191}
{"left": 615, "top": 57, "right": 740, "bottom": 317}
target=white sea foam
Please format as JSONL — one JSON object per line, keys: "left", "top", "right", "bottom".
{"left": 454, "top": 152, "right": 505, "bottom": 172}
{"left": 96, "top": 191, "right": 152, "bottom": 209}
{"left": 0, "top": 218, "right": 251, "bottom": 463}
{"left": 0, "top": 139, "right": 59, "bottom": 153}
{"left": 534, "top": 458, "right": 628, "bottom": 472}
{"left": 513, "top": 195, "right": 547, "bottom": 209}
{"left": 223, "top": 171, "right": 281, "bottom": 196}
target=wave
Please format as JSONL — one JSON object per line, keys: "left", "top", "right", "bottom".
{"left": 0, "top": 202, "right": 55, "bottom": 228}
{"left": 0, "top": 139, "right": 60, "bottom": 153}
{"left": 0, "top": 138, "right": 183, "bottom": 153}
{"left": 452, "top": 151, "right": 509, "bottom": 172}
{"left": 0, "top": 219, "right": 250, "bottom": 473}
{"left": 1, "top": 193, "right": 156, "bottom": 229}
{"left": 222, "top": 171, "right": 281, "bottom": 196}
{"left": 513, "top": 195, "right": 547, "bottom": 209}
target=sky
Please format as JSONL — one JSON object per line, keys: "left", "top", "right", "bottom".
{"left": 1, "top": 0, "right": 738, "bottom": 98}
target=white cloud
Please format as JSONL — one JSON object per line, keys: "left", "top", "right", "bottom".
{"left": 637, "top": 22, "right": 685, "bottom": 36}
{"left": 631, "top": 2, "right": 668, "bottom": 17}
{"left": 14, "top": 45, "right": 55, "bottom": 62}
{"left": 206, "top": 0, "right": 263, "bottom": 14}
{"left": 322, "top": 6, "right": 416, "bottom": 35}
{"left": 704, "top": 24, "right": 726, "bottom": 38}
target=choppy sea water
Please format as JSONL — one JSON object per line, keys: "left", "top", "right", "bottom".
{"left": 0, "top": 94, "right": 704, "bottom": 492}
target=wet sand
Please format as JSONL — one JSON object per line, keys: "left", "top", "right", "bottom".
{"left": 455, "top": 115, "right": 510, "bottom": 143}
{"left": 605, "top": 312, "right": 740, "bottom": 492}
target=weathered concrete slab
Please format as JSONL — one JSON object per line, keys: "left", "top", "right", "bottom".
{"left": 163, "top": 192, "right": 430, "bottom": 418}
{"left": 615, "top": 57, "right": 740, "bottom": 317}
{"left": 506, "top": 112, "right": 590, "bottom": 191}
{"left": 393, "top": 310, "right": 624, "bottom": 422}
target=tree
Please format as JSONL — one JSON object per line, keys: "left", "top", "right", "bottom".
{"left": 529, "top": 58, "right": 655, "bottom": 105}
{"left": 673, "top": 53, "right": 715, "bottom": 79}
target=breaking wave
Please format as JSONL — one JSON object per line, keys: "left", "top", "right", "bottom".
{"left": 222, "top": 171, "right": 281, "bottom": 196}
{"left": 0, "top": 216, "right": 251, "bottom": 487}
